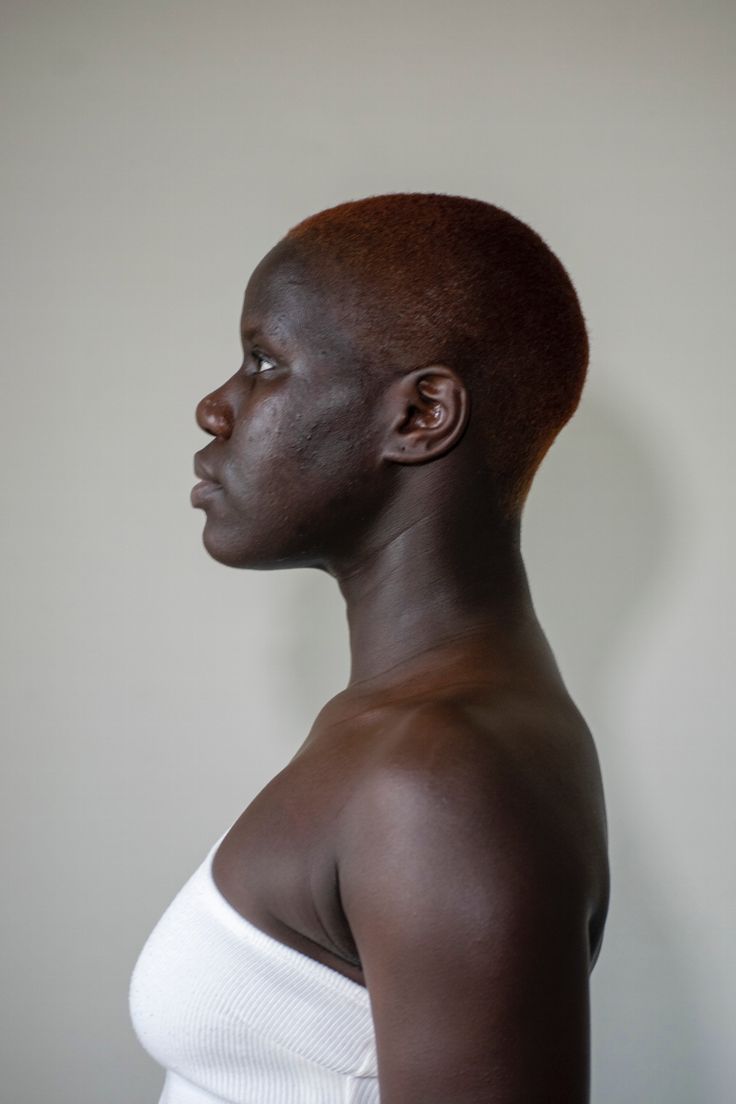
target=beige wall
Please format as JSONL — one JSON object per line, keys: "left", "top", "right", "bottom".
{"left": 1, "top": 2, "right": 734, "bottom": 1101}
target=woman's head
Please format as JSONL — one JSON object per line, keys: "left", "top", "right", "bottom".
{"left": 284, "top": 193, "right": 588, "bottom": 519}
{"left": 193, "top": 193, "right": 587, "bottom": 569}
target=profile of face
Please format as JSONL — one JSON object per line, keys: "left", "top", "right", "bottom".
{"left": 194, "top": 194, "right": 587, "bottom": 574}
{"left": 192, "top": 242, "right": 392, "bottom": 572}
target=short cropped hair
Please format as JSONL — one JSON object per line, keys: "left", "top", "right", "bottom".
{"left": 285, "top": 192, "right": 588, "bottom": 519}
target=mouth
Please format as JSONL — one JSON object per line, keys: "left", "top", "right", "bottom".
{"left": 192, "top": 453, "right": 223, "bottom": 508}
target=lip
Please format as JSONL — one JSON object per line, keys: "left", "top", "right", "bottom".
{"left": 194, "top": 453, "right": 219, "bottom": 483}
{"left": 192, "top": 453, "right": 223, "bottom": 508}
{"left": 191, "top": 478, "right": 222, "bottom": 508}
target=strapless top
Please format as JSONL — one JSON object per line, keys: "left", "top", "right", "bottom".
{"left": 129, "top": 834, "right": 379, "bottom": 1103}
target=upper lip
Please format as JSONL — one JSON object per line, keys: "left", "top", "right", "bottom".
{"left": 194, "top": 454, "right": 221, "bottom": 484}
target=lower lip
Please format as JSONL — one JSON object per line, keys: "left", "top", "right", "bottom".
{"left": 191, "top": 479, "right": 223, "bottom": 507}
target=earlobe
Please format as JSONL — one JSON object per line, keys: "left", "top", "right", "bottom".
{"left": 383, "top": 366, "right": 470, "bottom": 465}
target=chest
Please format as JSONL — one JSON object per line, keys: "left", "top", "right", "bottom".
{"left": 212, "top": 747, "right": 366, "bottom": 982}
{"left": 129, "top": 828, "right": 378, "bottom": 1102}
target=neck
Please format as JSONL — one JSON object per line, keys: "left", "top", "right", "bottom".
{"left": 328, "top": 478, "right": 538, "bottom": 692}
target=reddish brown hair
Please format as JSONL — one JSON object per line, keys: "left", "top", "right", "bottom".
{"left": 286, "top": 192, "right": 588, "bottom": 519}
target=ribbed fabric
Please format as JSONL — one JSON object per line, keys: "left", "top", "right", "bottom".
{"left": 129, "top": 835, "right": 379, "bottom": 1104}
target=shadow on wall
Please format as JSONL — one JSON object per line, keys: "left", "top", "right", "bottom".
{"left": 525, "top": 384, "right": 712, "bottom": 1104}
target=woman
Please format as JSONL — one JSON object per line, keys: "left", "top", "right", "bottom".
{"left": 130, "top": 192, "right": 609, "bottom": 1104}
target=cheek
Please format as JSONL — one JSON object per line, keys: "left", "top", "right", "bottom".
{"left": 291, "top": 383, "right": 379, "bottom": 504}
{"left": 217, "top": 380, "right": 376, "bottom": 537}
{"left": 237, "top": 379, "right": 368, "bottom": 485}
{"left": 199, "top": 429, "right": 381, "bottom": 568}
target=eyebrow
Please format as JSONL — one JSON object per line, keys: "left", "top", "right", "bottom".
{"left": 240, "top": 324, "right": 279, "bottom": 349}
{"left": 241, "top": 314, "right": 292, "bottom": 351}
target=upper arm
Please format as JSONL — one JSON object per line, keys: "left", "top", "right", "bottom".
{"left": 337, "top": 717, "right": 595, "bottom": 1104}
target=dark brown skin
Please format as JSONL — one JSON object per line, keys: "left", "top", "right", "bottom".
{"left": 193, "top": 240, "right": 609, "bottom": 1103}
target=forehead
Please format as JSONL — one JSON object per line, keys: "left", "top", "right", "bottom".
{"left": 240, "top": 241, "right": 354, "bottom": 359}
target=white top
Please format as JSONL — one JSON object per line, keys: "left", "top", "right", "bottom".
{"left": 129, "top": 834, "right": 379, "bottom": 1104}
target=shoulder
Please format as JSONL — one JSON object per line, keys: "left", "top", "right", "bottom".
{"left": 342, "top": 693, "right": 606, "bottom": 886}
{"left": 334, "top": 698, "right": 606, "bottom": 1102}
{"left": 337, "top": 693, "right": 608, "bottom": 963}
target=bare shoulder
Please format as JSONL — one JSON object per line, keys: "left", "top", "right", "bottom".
{"left": 335, "top": 693, "right": 608, "bottom": 1104}
{"left": 342, "top": 691, "right": 608, "bottom": 923}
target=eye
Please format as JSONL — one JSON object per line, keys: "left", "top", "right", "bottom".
{"left": 252, "top": 350, "right": 277, "bottom": 374}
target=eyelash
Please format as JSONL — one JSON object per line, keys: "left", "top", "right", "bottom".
{"left": 250, "top": 350, "right": 277, "bottom": 374}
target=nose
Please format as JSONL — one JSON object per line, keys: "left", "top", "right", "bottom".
{"left": 195, "top": 378, "right": 236, "bottom": 439}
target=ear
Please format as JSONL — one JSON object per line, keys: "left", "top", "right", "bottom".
{"left": 381, "top": 365, "right": 471, "bottom": 465}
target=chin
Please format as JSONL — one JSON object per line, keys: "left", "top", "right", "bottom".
{"left": 200, "top": 519, "right": 314, "bottom": 572}
{"left": 202, "top": 525, "right": 260, "bottom": 569}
